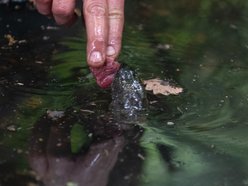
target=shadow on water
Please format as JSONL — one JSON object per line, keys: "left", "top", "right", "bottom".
{"left": 1, "top": 0, "right": 248, "bottom": 186}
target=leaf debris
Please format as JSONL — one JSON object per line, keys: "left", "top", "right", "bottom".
{"left": 143, "top": 78, "right": 183, "bottom": 96}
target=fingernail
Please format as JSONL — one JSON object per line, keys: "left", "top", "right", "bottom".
{"left": 107, "top": 46, "right": 116, "bottom": 56}
{"left": 90, "top": 51, "right": 103, "bottom": 64}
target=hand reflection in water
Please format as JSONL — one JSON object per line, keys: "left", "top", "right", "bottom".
{"left": 28, "top": 113, "right": 125, "bottom": 186}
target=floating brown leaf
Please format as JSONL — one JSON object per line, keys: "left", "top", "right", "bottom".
{"left": 143, "top": 79, "right": 183, "bottom": 96}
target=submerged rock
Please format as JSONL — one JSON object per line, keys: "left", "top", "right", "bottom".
{"left": 111, "top": 67, "right": 147, "bottom": 123}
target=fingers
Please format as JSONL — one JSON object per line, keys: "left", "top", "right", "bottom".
{"left": 83, "top": 0, "right": 108, "bottom": 68}
{"left": 35, "top": 0, "right": 52, "bottom": 16}
{"left": 35, "top": 0, "right": 77, "bottom": 26}
{"left": 107, "top": 0, "right": 125, "bottom": 60}
{"left": 52, "top": 0, "right": 77, "bottom": 26}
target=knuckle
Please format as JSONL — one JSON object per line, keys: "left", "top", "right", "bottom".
{"left": 86, "top": 3, "right": 106, "bottom": 16}
{"left": 109, "top": 37, "right": 122, "bottom": 45}
{"left": 108, "top": 9, "right": 123, "bottom": 19}
{"left": 52, "top": 6, "right": 72, "bottom": 17}
{"left": 89, "top": 38, "right": 105, "bottom": 47}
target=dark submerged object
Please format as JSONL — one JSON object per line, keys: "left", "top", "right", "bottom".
{"left": 111, "top": 67, "right": 147, "bottom": 123}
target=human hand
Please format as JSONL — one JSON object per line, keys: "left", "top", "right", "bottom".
{"left": 34, "top": 0, "right": 125, "bottom": 88}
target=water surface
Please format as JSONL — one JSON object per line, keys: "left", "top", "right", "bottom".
{"left": 1, "top": 0, "right": 248, "bottom": 186}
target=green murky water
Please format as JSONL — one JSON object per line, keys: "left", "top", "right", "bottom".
{"left": 1, "top": 0, "right": 248, "bottom": 186}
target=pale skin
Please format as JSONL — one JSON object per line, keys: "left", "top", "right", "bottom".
{"left": 34, "top": 0, "right": 124, "bottom": 68}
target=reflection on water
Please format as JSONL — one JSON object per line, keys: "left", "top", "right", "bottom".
{"left": 28, "top": 112, "right": 126, "bottom": 186}
{"left": 1, "top": 0, "right": 248, "bottom": 186}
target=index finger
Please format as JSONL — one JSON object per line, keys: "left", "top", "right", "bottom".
{"left": 83, "top": 0, "right": 108, "bottom": 68}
